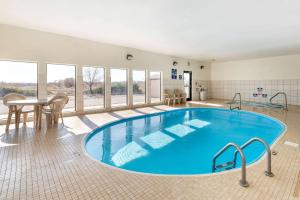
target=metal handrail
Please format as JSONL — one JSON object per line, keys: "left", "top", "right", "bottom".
{"left": 269, "top": 92, "right": 288, "bottom": 110}
{"left": 212, "top": 142, "right": 249, "bottom": 187}
{"left": 233, "top": 137, "right": 274, "bottom": 177}
{"left": 230, "top": 93, "right": 241, "bottom": 110}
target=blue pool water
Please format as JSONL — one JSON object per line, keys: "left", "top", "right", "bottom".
{"left": 84, "top": 108, "right": 285, "bottom": 175}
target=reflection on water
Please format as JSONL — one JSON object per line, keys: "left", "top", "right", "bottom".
{"left": 185, "top": 119, "right": 211, "bottom": 128}
{"left": 140, "top": 131, "right": 175, "bottom": 149}
{"left": 97, "top": 110, "right": 212, "bottom": 167}
{"left": 112, "top": 141, "right": 148, "bottom": 167}
{"left": 165, "top": 124, "right": 195, "bottom": 137}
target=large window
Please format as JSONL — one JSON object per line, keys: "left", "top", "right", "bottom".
{"left": 47, "top": 64, "right": 76, "bottom": 111}
{"left": 150, "top": 71, "right": 162, "bottom": 103}
{"left": 83, "top": 66, "right": 105, "bottom": 110}
{"left": 132, "top": 70, "right": 146, "bottom": 105}
{"left": 0, "top": 61, "right": 38, "bottom": 114}
{"left": 111, "top": 68, "right": 127, "bottom": 107}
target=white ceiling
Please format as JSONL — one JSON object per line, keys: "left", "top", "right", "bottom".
{"left": 1, "top": 0, "right": 300, "bottom": 61}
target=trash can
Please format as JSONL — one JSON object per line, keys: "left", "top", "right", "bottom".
{"left": 200, "top": 90, "right": 207, "bottom": 101}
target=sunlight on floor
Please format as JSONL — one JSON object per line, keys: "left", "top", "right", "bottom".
{"left": 113, "top": 110, "right": 142, "bottom": 118}
{"left": 153, "top": 105, "right": 179, "bottom": 111}
{"left": 86, "top": 113, "right": 119, "bottom": 125}
{"left": 135, "top": 107, "right": 162, "bottom": 114}
{"left": 64, "top": 116, "right": 93, "bottom": 135}
{"left": 0, "top": 136, "right": 18, "bottom": 148}
{"left": 188, "top": 101, "right": 223, "bottom": 107}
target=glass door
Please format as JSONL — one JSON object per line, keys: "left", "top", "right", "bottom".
{"left": 183, "top": 71, "right": 192, "bottom": 101}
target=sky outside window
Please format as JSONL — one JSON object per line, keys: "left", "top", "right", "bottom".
{"left": 0, "top": 61, "right": 37, "bottom": 83}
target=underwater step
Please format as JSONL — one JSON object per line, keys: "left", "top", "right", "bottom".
{"left": 215, "top": 161, "right": 235, "bottom": 171}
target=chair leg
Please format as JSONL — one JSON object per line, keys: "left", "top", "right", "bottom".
{"left": 60, "top": 113, "right": 64, "bottom": 127}
{"left": 50, "top": 114, "right": 54, "bottom": 127}
{"left": 38, "top": 105, "right": 43, "bottom": 129}
{"left": 45, "top": 114, "right": 50, "bottom": 128}
{"left": 6, "top": 106, "right": 13, "bottom": 131}
{"left": 55, "top": 113, "right": 59, "bottom": 124}
{"left": 15, "top": 110, "right": 20, "bottom": 130}
{"left": 23, "top": 113, "right": 28, "bottom": 125}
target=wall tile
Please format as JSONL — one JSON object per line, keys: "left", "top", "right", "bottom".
{"left": 210, "top": 79, "right": 300, "bottom": 105}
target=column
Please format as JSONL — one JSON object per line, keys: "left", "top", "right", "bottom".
{"left": 76, "top": 65, "right": 84, "bottom": 113}
{"left": 128, "top": 68, "right": 133, "bottom": 107}
{"left": 105, "top": 67, "right": 111, "bottom": 110}
{"left": 38, "top": 62, "right": 47, "bottom": 99}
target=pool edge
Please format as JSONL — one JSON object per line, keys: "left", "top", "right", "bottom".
{"left": 81, "top": 107, "right": 287, "bottom": 177}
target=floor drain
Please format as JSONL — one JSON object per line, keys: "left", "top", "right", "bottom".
{"left": 64, "top": 152, "right": 81, "bottom": 164}
{"left": 72, "top": 152, "right": 81, "bottom": 156}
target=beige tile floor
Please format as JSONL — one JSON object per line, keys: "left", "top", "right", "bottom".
{"left": 0, "top": 100, "right": 300, "bottom": 200}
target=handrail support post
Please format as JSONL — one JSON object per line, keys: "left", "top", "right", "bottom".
{"left": 233, "top": 137, "right": 274, "bottom": 177}
{"left": 212, "top": 142, "right": 249, "bottom": 187}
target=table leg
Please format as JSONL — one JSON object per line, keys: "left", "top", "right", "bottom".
{"left": 5, "top": 105, "right": 13, "bottom": 131}
{"left": 38, "top": 105, "right": 43, "bottom": 129}
{"left": 33, "top": 105, "right": 38, "bottom": 128}
{"left": 15, "top": 106, "right": 20, "bottom": 130}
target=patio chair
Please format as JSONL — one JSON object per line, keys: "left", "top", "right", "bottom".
{"left": 41, "top": 94, "right": 69, "bottom": 127}
{"left": 164, "top": 89, "right": 175, "bottom": 106}
{"left": 3, "top": 93, "right": 34, "bottom": 130}
{"left": 175, "top": 89, "right": 187, "bottom": 104}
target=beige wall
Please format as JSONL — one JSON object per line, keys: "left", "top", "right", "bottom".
{"left": 210, "top": 54, "right": 300, "bottom": 105}
{"left": 1, "top": 24, "right": 300, "bottom": 107}
{"left": 0, "top": 24, "right": 210, "bottom": 78}
{"left": 0, "top": 24, "right": 211, "bottom": 113}
{"left": 211, "top": 54, "right": 300, "bottom": 80}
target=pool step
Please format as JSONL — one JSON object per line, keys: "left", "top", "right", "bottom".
{"left": 215, "top": 161, "right": 235, "bottom": 171}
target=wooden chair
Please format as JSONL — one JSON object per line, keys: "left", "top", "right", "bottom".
{"left": 175, "top": 89, "right": 187, "bottom": 104}
{"left": 41, "top": 94, "right": 69, "bottom": 127}
{"left": 3, "top": 93, "right": 34, "bottom": 130}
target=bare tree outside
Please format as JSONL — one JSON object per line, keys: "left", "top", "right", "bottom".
{"left": 84, "top": 67, "right": 103, "bottom": 94}
{"left": 83, "top": 67, "right": 105, "bottom": 109}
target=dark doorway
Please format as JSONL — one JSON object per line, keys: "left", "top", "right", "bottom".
{"left": 183, "top": 71, "right": 192, "bottom": 101}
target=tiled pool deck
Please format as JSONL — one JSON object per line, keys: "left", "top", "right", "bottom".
{"left": 0, "top": 100, "right": 300, "bottom": 200}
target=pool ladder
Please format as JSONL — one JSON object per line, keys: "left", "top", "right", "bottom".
{"left": 212, "top": 137, "right": 274, "bottom": 187}
{"left": 229, "top": 93, "right": 242, "bottom": 110}
{"left": 270, "top": 92, "right": 288, "bottom": 110}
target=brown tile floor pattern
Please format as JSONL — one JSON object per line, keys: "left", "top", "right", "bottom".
{"left": 0, "top": 102, "right": 300, "bottom": 200}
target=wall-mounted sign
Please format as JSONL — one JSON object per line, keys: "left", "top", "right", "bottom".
{"left": 171, "top": 68, "right": 177, "bottom": 79}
